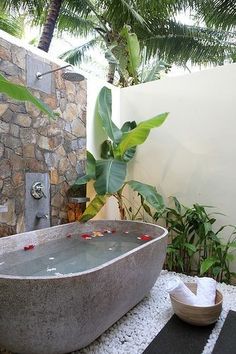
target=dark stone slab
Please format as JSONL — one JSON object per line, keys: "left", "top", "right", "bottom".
{"left": 143, "top": 315, "right": 215, "bottom": 354}
{"left": 212, "top": 310, "right": 236, "bottom": 354}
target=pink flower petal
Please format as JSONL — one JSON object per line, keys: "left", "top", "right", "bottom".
{"left": 81, "top": 233, "right": 92, "bottom": 239}
{"left": 139, "top": 234, "right": 152, "bottom": 241}
{"left": 24, "top": 244, "right": 35, "bottom": 251}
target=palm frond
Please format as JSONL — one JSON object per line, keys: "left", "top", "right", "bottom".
{"left": 195, "top": 1, "right": 236, "bottom": 31}
{"left": 62, "top": 0, "right": 93, "bottom": 17}
{"left": 1, "top": 0, "right": 45, "bottom": 17}
{"left": 98, "top": 0, "right": 147, "bottom": 31}
{"left": 139, "top": 49, "right": 171, "bottom": 82}
{"left": 134, "top": 0, "right": 195, "bottom": 18}
{"left": 57, "top": 10, "right": 96, "bottom": 36}
{"left": 138, "top": 19, "right": 236, "bottom": 65}
{"left": 59, "top": 37, "right": 100, "bottom": 65}
{"left": 0, "top": 12, "right": 24, "bottom": 38}
{"left": 3, "top": 0, "right": 236, "bottom": 68}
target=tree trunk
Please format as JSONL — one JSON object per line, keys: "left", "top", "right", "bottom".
{"left": 107, "top": 62, "right": 116, "bottom": 84}
{"left": 38, "top": 0, "right": 64, "bottom": 52}
{"left": 116, "top": 191, "right": 126, "bottom": 220}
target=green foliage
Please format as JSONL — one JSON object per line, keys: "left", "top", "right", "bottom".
{"left": 127, "top": 180, "right": 165, "bottom": 213}
{"left": 0, "top": 9, "right": 24, "bottom": 37}
{"left": 96, "top": 87, "right": 122, "bottom": 144}
{"left": 155, "top": 197, "right": 236, "bottom": 284}
{"left": 140, "top": 56, "right": 171, "bottom": 83}
{"left": 0, "top": 73, "right": 57, "bottom": 119}
{"left": 80, "top": 194, "right": 108, "bottom": 222}
{"left": 59, "top": 2, "right": 235, "bottom": 83}
{"left": 4, "top": 0, "right": 236, "bottom": 72}
{"left": 113, "top": 25, "right": 172, "bottom": 86}
{"left": 121, "top": 25, "right": 141, "bottom": 84}
{"left": 94, "top": 159, "right": 127, "bottom": 194}
{"left": 117, "top": 113, "right": 168, "bottom": 157}
{"left": 194, "top": 1, "right": 236, "bottom": 31}
{"left": 108, "top": 24, "right": 142, "bottom": 86}
{"left": 59, "top": 38, "right": 99, "bottom": 65}
{"left": 74, "top": 86, "right": 168, "bottom": 220}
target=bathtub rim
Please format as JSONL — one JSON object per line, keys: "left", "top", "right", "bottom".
{"left": 0, "top": 220, "right": 168, "bottom": 280}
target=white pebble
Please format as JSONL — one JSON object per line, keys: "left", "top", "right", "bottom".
{"left": 72, "top": 271, "right": 236, "bottom": 354}
{"left": 47, "top": 267, "right": 56, "bottom": 272}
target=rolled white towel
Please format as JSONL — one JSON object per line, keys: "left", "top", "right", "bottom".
{"left": 194, "top": 277, "right": 216, "bottom": 306}
{"left": 166, "top": 277, "right": 197, "bottom": 305}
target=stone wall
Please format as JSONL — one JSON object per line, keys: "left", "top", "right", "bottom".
{"left": 0, "top": 34, "right": 87, "bottom": 235}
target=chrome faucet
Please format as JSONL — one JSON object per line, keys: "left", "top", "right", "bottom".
{"left": 36, "top": 212, "right": 49, "bottom": 220}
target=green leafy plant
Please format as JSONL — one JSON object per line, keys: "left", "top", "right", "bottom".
{"left": 74, "top": 86, "right": 168, "bottom": 221}
{"left": 0, "top": 73, "right": 57, "bottom": 119}
{"left": 156, "top": 197, "right": 236, "bottom": 284}
{"left": 105, "top": 25, "right": 171, "bottom": 87}
{"left": 56, "top": 1, "right": 236, "bottom": 85}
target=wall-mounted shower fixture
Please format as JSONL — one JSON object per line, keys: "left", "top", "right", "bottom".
{"left": 26, "top": 55, "right": 85, "bottom": 93}
{"left": 31, "top": 181, "right": 46, "bottom": 199}
{"left": 25, "top": 173, "right": 50, "bottom": 232}
{"left": 36, "top": 64, "right": 85, "bottom": 82}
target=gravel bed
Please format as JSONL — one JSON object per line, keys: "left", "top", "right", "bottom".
{"left": 74, "top": 270, "right": 236, "bottom": 354}
{"left": 1, "top": 271, "right": 236, "bottom": 354}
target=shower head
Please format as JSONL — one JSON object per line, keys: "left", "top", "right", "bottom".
{"left": 61, "top": 69, "right": 85, "bottom": 82}
{"left": 36, "top": 64, "right": 84, "bottom": 82}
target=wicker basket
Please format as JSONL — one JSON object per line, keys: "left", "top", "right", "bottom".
{"left": 170, "top": 282, "right": 223, "bottom": 326}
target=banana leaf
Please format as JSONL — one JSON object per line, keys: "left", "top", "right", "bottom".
{"left": 120, "top": 25, "right": 141, "bottom": 84}
{"left": 117, "top": 112, "right": 168, "bottom": 157}
{"left": 101, "top": 140, "right": 114, "bottom": 159}
{"left": 80, "top": 194, "right": 108, "bottom": 222}
{"left": 121, "top": 120, "right": 137, "bottom": 133}
{"left": 0, "top": 73, "right": 57, "bottom": 119}
{"left": 120, "top": 120, "right": 137, "bottom": 161}
{"left": 94, "top": 159, "right": 127, "bottom": 194}
{"left": 97, "top": 86, "right": 122, "bottom": 144}
{"left": 128, "top": 180, "right": 165, "bottom": 211}
{"left": 74, "top": 151, "right": 96, "bottom": 185}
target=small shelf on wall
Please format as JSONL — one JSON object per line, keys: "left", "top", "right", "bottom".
{"left": 67, "top": 197, "right": 90, "bottom": 222}
{"left": 68, "top": 197, "right": 90, "bottom": 204}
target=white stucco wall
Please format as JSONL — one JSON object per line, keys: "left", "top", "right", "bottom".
{"left": 119, "top": 64, "right": 236, "bottom": 245}
{"left": 87, "top": 64, "right": 236, "bottom": 233}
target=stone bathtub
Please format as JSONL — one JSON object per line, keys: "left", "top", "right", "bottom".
{"left": 0, "top": 220, "right": 168, "bottom": 354}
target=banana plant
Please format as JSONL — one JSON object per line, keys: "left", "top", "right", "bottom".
{"left": 74, "top": 86, "right": 168, "bottom": 221}
{"left": 0, "top": 73, "right": 57, "bottom": 119}
{"left": 106, "top": 25, "right": 170, "bottom": 87}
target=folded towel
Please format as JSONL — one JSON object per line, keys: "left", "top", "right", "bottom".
{"left": 166, "top": 277, "right": 197, "bottom": 305}
{"left": 194, "top": 277, "right": 216, "bottom": 306}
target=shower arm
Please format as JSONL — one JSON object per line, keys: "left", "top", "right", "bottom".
{"left": 36, "top": 64, "right": 72, "bottom": 79}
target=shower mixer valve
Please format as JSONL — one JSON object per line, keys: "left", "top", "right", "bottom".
{"left": 31, "top": 182, "right": 47, "bottom": 199}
